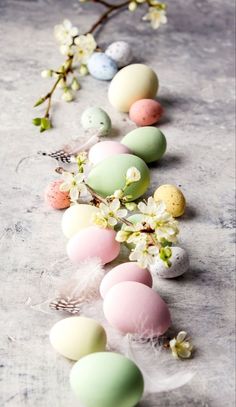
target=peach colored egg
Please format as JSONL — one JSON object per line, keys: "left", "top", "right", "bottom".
{"left": 103, "top": 281, "right": 171, "bottom": 337}
{"left": 129, "top": 99, "right": 163, "bottom": 126}
{"left": 67, "top": 226, "right": 120, "bottom": 265}
{"left": 44, "top": 180, "right": 70, "bottom": 210}
{"left": 100, "top": 262, "right": 152, "bottom": 299}
{"left": 89, "top": 141, "right": 130, "bottom": 165}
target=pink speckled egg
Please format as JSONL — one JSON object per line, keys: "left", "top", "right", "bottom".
{"left": 89, "top": 141, "right": 130, "bottom": 165}
{"left": 129, "top": 99, "right": 164, "bottom": 126}
{"left": 44, "top": 180, "right": 70, "bottom": 210}
{"left": 67, "top": 226, "right": 120, "bottom": 265}
{"left": 100, "top": 262, "right": 152, "bottom": 299}
{"left": 103, "top": 281, "right": 171, "bottom": 337}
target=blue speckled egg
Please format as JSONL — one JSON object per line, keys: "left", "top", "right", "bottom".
{"left": 88, "top": 53, "right": 118, "bottom": 81}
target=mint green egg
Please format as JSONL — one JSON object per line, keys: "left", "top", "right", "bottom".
{"left": 122, "top": 127, "right": 167, "bottom": 163}
{"left": 70, "top": 352, "right": 144, "bottom": 407}
{"left": 87, "top": 154, "right": 150, "bottom": 201}
{"left": 81, "top": 107, "right": 112, "bottom": 136}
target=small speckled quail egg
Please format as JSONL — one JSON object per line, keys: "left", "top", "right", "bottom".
{"left": 105, "top": 41, "right": 133, "bottom": 68}
{"left": 150, "top": 247, "right": 189, "bottom": 278}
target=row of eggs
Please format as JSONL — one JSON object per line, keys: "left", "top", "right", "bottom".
{"left": 50, "top": 262, "right": 171, "bottom": 356}
{"left": 87, "top": 41, "right": 133, "bottom": 81}
{"left": 49, "top": 260, "right": 173, "bottom": 406}
{"left": 50, "top": 318, "right": 144, "bottom": 407}
{"left": 84, "top": 66, "right": 163, "bottom": 126}
{"left": 44, "top": 178, "right": 186, "bottom": 220}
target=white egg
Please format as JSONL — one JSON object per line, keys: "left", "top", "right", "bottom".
{"left": 150, "top": 247, "right": 189, "bottom": 278}
{"left": 105, "top": 41, "right": 133, "bottom": 68}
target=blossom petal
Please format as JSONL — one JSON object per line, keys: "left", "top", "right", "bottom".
{"left": 70, "top": 187, "right": 79, "bottom": 202}
{"left": 177, "top": 331, "right": 187, "bottom": 342}
{"left": 110, "top": 199, "right": 120, "bottom": 211}
{"left": 59, "top": 182, "right": 71, "bottom": 192}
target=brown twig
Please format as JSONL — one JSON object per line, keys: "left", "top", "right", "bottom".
{"left": 86, "top": 0, "right": 130, "bottom": 34}
{"left": 34, "top": 0, "right": 130, "bottom": 125}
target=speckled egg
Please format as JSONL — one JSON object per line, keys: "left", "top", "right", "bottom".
{"left": 122, "top": 127, "right": 167, "bottom": 163}
{"left": 61, "top": 204, "right": 99, "bottom": 239}
{"left": 49, "top": 316, "right": 107, "bottom": 361}
{"left": 150, "top": 247, "right": 189, "bottom": 278}
{"left": 129, "top": 99, "right": 164, "bottom": 126}
{"left": 103, "top": 281, "right": 171, "bottom": 336}
{"left": 67, "top": 226, "right": 120, "bottom": 265}
{"left": 81, "top": 107, "right": 112, "bottom": 136}
{"left": 70, "top": 352, "right": 144, "bottom": 407}
{"left": 108, "top": 64, "right": 158, "bottom": 112}
{"left": 105, "top": 41, "right": 133, "bottom": 68}
{"left": 87, "top": 154, "right": 150, "bottom": 201}
{"left": 154, "top": 184, "right": 186, "bottom": 217}
{"left": 100, "top": 262, "right": 153, "bottom": 298}
{"left": 87, "top": 52, "right": 118, "bottom": 81}
{"left": 89, "top": 141, "right": 130, "bottom": 165}
{"left": 44, "top": 180, "right": 70, "bottom": 210}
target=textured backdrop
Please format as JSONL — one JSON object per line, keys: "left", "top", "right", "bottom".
{"left": 0, "top": 0, "right": 235, "bottom": 406}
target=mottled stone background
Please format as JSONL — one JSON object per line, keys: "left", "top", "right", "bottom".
{"left": 0, "top": 0, "right": 235, "bottom": 406}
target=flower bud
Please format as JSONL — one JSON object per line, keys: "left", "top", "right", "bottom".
{"left": 128, "top": 1, "right": 137, "bottom": 11}
{"left": 71, "top": 77, "right": 80, "bottom": 91}
{"left": 62, "top": 89, "right": 74, "bottom": 102}
{"left": 79, "top": 64, "right": 89, "bottom": 76}
{"left": 41, "top": 69, "right": 52, "bottom": 78}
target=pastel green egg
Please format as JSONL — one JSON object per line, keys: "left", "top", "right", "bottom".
{"left": 87, "top": 154, "right": 150, "bottom": 201}
{"left": 81, "top": 107, "right": 112, "bottom": 136}
{"left": 49, "top": 317, "right": 107, "bottom": 361}
{"left": 70, "top": 352, "right": 144, "bottom": 407}
{"left": 122, "top": 127, "right": 167, "bottom": 163}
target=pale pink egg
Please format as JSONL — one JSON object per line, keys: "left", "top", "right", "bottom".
{"left": 44, "top": 180, "right": 70, "bottom": 210}
{"left": 100, "top": 262, "right": 152, "bottom": 299}
{"left": 129, "top": 99, "right": 164, "bottom": 126}
{"left": 103, "top": 281, "right": 171, "bottom": 337}
{"left": 89, "top": 141, "right": 130, "bottom": 165}
{"left": 67, "top": 226, "right": 120, "bottom": 265}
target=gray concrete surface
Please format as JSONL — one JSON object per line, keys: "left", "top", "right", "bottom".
{"left": 0, "top": 0, "right": 235, "bottom": 406}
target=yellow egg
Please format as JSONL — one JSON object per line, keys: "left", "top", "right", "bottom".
{"left": 154, "top": 185, "right": 186, "bottom": 217}
{"left": 62, "top": 204, "right": 99, "bottom": 239}
{"left": 49, "top": 316, "right": 107, "bottom": 361}
{"left": 108, "top": 64, "right": 158, "bottom": 112}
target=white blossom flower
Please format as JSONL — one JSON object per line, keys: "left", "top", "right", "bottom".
{"left": 60, "top": 172, "right": 87, "bottom": 202}
{"left": 126, "top": 167, "right": 141, "bottom": 183}
{"left": 93, "top": 199, "right": 127, "bottom": 229}
{"left": 59, "top": 44, "right": 73, "bottom": 56}
{"left": 138, "top": 197, "right": 179, "bottom": 242}
{"left": 169, "top": 331, "right": 193, "bottom": 359}
{"left": 142, "top": 7, "right": 167, "bottom": 29}
{"left": 130, "top": 241, "right": 159, "bottom": 268}
{"left": 54, "top": 19, "right": 78, "bottom": 46}
{"left": 74, "top": 34, "right": 97, "bottom": 64}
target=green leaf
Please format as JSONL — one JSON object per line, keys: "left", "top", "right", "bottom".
{"left": 40, "top": 117, "right": 52, "bottom": 132}
{"left": 34, "top": 97, "right": 45, "bottom": 107}
{"left": 32, "top": 117, "right": 42, "bottom": 126}
{"left": 159, "top": 246, "right": 172, "bottom": 268}
{"left": 160, "top": 238, "right": 172, "bottom": 247}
